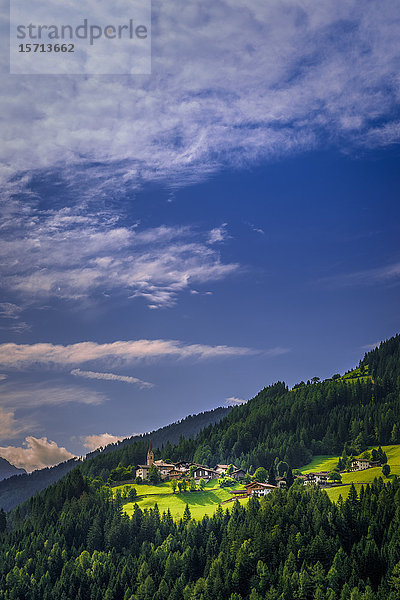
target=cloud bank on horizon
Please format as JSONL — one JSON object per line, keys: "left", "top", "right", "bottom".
{"left": 1, "top": 0, "right": 400, "bottom": 191}
{"left": 0, "top": 436, "right": 76, "bottom": 472}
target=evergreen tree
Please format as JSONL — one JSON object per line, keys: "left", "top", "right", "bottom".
{"left": 183, "top": 504, "right": 191, "bottom": 523}
{"left": 267, "top": 464, "right": 276, "bottom": 486}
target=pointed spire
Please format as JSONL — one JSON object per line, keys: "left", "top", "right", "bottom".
{"left": 147, "top": 439, "right": 154, "bottom": 466}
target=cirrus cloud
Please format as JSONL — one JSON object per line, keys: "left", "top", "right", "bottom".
{"left": 0, "top": 207, "right": 238, "bottom": 309}
{"left": 71, "top": 368, "right": 153, "bottom": 388}
{"left": 0, "top": 382, "right": 107, "bottom": 409}
{"left": 0, "top": 339, "right": 257, "bottom": 370}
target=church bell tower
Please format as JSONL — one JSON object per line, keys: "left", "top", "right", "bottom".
{"left": 147, "top": 440, "right": 154, "bottom": 466}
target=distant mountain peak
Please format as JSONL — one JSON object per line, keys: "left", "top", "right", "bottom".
{"left": 0, "top": 456, "right": 26, "bottom": 481}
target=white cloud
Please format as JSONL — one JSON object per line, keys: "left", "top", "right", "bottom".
{"left": 0, "top": 374, "right": 7, "bottom": 381}
{"left": 83, "top": 433, "right": 126, "bottom": 451}
{"left": 1, "top": 1, "right": 400, "bottom": 191}
{"left": 71, "top": 368, "right": 153, "bottom": 388}
{"left": 225, "top": 396, "right": 247, "bottom": 406}
{"left": 0, "top": 207, "right": 238, "bottom": 308}
{"left": 0, "top": 406, "right": 22, "bottom": 440}
{"left": 0, "top": 339, "right": 256, "bottom": 369}
{"left": 0, "top": 436, "right": 76, "bottom": 472}
{"left": 0, "top": 382, "right": 106, "bottom": 408}
{"left": 208, "top": 224, "right": 229, "bottom": 244}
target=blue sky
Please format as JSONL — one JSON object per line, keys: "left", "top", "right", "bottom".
{"left": 0, "top": 1, "right": 400, "bottom": 471}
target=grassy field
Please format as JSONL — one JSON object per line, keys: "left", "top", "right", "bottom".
{"left": 300, "top": 444, "right": 400, "bottom": 502}
{"left": 299, "top": 455, "right": 339, "bottom": 474}
{"left": 113, "top": 480, "right": 248, "bottom": 521}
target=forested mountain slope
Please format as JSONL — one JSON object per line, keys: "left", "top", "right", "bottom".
{"left": 1, "top": 461, "right": 400, "bottom": 599}
{"left": 0, "top": 457, "right": 25, "bottom": 481}
{"left": 0, "top": 407, "right": 229, "bottom": 512}
{"left": 64, "top": 334, "right": 400, "bottom": 484}
{"left": 164, "top": 335, "right": 400, "bottom": 471}
{"left": 0, "top": 334, "right": 400, "bottom": 599}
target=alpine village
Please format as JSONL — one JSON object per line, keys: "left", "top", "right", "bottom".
{"left": 1, "top": 334, "right": 400, "bottom": 600}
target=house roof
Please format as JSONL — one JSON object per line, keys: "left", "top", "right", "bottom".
{"left": 193, "top": 466, "right": 218, "bottom": 474}
{"left": 154, "top": 461, "right": 175, "bottom": 469}
{"left": 245, "top": 481, "right": 277, "bottom": 489}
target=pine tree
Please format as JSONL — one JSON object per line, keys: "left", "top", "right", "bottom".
{"left": 183, "top": 504, "right": 191, "bottom": 523}
{"left": 267, "top": 464, "right": 276, "bottom": 486}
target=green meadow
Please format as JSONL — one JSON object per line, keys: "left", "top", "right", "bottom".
{"left": 113, "top": 480, "right": 248, "bottom": 521}
{"left": 300, "top": 444, "right": 400, "bottom": 502}
{"left": 298, "top": 455, "right": 339, "bottom": 474}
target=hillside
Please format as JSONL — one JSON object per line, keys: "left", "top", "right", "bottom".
{"left": 113, "top": 480, "right": 249, "bottom": 521}
{"left": 41, "top": 333, "right": 400, "bottom": 489}
{"left": 1, "top": 334, "right": 400, "bottom": 599}
{"left": 0, "top": 457, "right": 26, "bottom": 481}
{"left": 300, "top": 444, "right": 400, "bottom": 503}
{"left": 0, "top": 406, "right": 229, "bottom": 512}
{"left": 156, "top": 336, "right": 399, "bottom": 473}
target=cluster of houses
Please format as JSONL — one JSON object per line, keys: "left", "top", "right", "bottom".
{"left": 296, "top": 456, "right": 383, "bottom": 488}
{"left": 137, "top": 442, "right": 383, "bottom": 493}
{"left": 136, "top": 442, "right": 246, "bottom": 482}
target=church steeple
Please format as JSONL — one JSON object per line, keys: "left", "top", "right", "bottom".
{"left": 147, "top": 440, "right": 154, "bottom": 466}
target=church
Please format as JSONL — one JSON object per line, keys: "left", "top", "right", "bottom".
{"left": 135, "top": 441, "right": 154, "bottom": 480}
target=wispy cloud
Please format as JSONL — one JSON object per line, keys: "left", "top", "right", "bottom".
{"left": 0, "top": 436, "right": 76, "bottom": 472}
{"left": 263, "top": 346, "right": 291, "bottom": 357}
{"left": 361, "top": 342, "right": 381, "bottom": 351}
{"left": 246, "top": 222, "right": 265, "bottom": 235}
{"left": 0, "top": 302, "right": 30, "bottom": 333}
{"left": 0, "top": 303, "right": 22, "bottom": 319}
{"left": 71, "top": 368, "right": 153, "bottom": 388}
{"left": 208, "top": 224, "right": 229, "bottom": 244}
{"left": 0, "top": 206, "right": 238, "bottom": 309}
{"left": 321, "top": 261, "right": 400, "bottom": 288}
{"left": 0, "top": 406, "right": 23, "bottom": 440}
{"left": 83, "top": 432, "right": 127, "bottom": 451}
{"left": 0, "top": 339, "right": 257, "bottom": 370}
{"left": 225, "top": 396, "right": 247, "bottom": 406}
{"left": 0, "top": 382, "right": 106, "bottom": 408}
